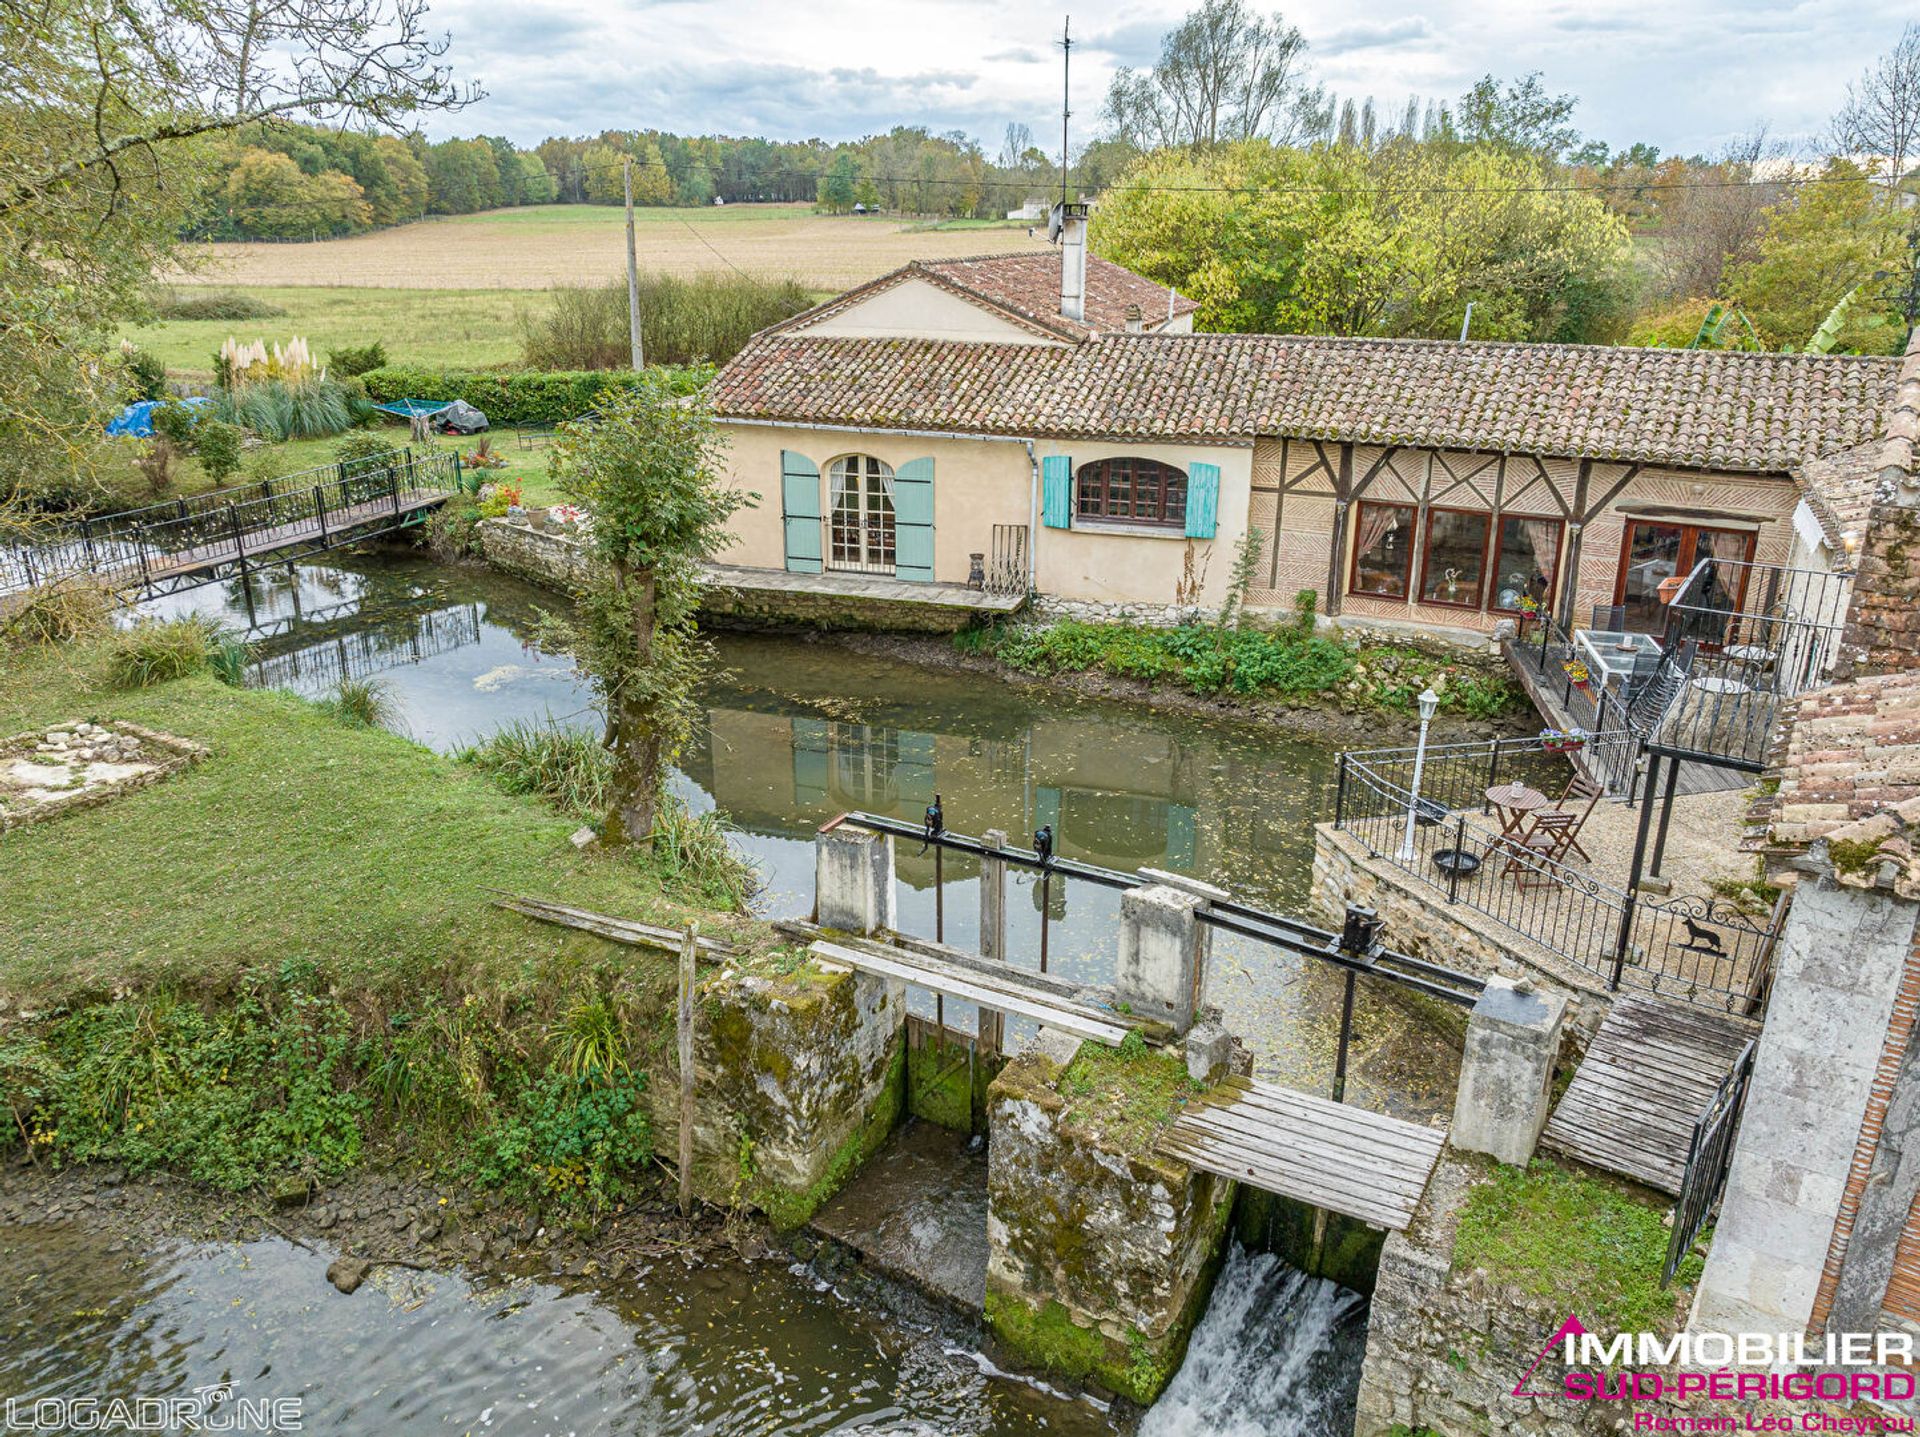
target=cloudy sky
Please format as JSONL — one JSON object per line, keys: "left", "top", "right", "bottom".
{"left": 422, "top": 0, "right": 1912, "bottom": 158}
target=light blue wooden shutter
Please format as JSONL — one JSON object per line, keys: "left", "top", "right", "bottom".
{"left": 1185, "top": 462, "right": 1220, "bottom": 539}
{"left": 781, "top": 451, "right": 822, "bottom": 573}
{"left": 893, "top": 458, "right": 935, "bottom": 582}
{"left": 1041, "top": 455, "right": 1073, "bottom": 528}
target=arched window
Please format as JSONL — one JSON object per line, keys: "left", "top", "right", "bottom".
{"left": 826, "top": 454, "right": 896, "bottom": 573}
{"left": 1075, "top": 457, "right": 1188, "bottom": 528}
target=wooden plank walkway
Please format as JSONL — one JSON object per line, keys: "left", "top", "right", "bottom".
{"left": 807, "top": 938, "right": 1130, "bottom": 1046}
{"left": 1157, "top": 1076, "right": 1447, "bottom": 1231}
{"left": 1540, "top": 993, "right": 1754, "bottom": 1196}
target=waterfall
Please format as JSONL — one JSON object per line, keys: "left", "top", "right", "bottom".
{"left": 1142, "top": 1242, "right": 1368, "bottom": 1437}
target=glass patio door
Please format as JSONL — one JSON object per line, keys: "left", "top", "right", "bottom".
{"left": 1614, "top": 522, "right": 1756, "bottom": 633}
{"left": 827, "top": 455, "right": 896, "bottom": 574}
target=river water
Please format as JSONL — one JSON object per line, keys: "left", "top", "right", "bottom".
{"left": 12, "top": 549, "right": 1459, "bottom": 1431}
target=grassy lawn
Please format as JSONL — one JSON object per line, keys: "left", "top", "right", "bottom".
{"left": 0, "top": 641, "right": 756, "bottom": 1008}
{"left": 1452, "top": 1158, "right": 1695, "bottom": 1330}
{"left": 121, "top": 286, "right": 536, "bottom": 374}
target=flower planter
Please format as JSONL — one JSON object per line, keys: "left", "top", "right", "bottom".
{"left": 1543, "top": 739, "right": 1586, "bottom": 756}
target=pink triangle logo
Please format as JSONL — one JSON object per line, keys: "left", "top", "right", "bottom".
{"left": 1512, "top": 1313, "right": 1588, "bottom": 1397}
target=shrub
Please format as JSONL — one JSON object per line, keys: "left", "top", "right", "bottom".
{"left": 0, "top": 580, "right": 121, "bottom": 649}
{"left": 133, "top": 438, "right": 177, "bottom": 495}
{"left": 427, "top": 501, "right": 484, "bottom": 559}
{"left": 470, "top": 1068, "right": 653, "bottom": 1212}
{"left": 150, "top": 399, "right": 199, "bottom": 448}
{"left": 476, "top": 481, "right": 522, "bottom": 519}
{"left": 333, "top": 431, "right": 403, "bottom": 469}
{"left": 195, "top": 419, "right": 245, "bottom": 483}
{"left": 104, "top": 616, "right": 219, "bottom": 687}
{"left": 327, "top": 340, "right": 389, "bottom": 377}
{"left": 518, "top": 273, "right": 814, "bottom": 370}
{"left": 358, "top": 363, "right": 712, "bottom": 428}
{"left": 123, "top": 346, "right": 169, "bottom": 401}
{"left": 151, "top": 288, "right": 287, "bottom": 321}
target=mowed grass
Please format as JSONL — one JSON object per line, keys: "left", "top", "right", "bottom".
{"left": 171, "top": 202, "right": 1052, "bottom": 292}
{"left": 120, "top": 286, "right": 536, "bottom": 374}
{"left": 0, "top": 642, "right": 759, "bottom": 1005}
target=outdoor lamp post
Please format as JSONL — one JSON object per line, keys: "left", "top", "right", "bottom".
{"left": 1397, "top": 687, "right": 1442, "bottom": 861}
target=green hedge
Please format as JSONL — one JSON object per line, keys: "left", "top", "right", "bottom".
{"left": 358, "top": 364, "right": 712, "bottom": 428}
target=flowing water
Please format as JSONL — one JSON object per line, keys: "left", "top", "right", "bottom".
{"left": 56, "top": 549, "right": 1446, "bottom": 1430}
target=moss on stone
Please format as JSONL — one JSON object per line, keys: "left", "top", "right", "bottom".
{"left": 1828, "top": 835, "right": 1889, "bottom": 877}
{"left": 1056, "top": 1033, "right": 1206, "bottom": 1156}
{"left": 752, "top": 1039, "right": 904, "bottom": 1230}
{"left": 907, "top": 1029, "right": 1000, "bottom": 1134}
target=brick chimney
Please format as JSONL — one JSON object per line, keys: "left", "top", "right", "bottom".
{"left": 1834, "top": 331, "right": 1920, "bottom": 680}
{"left": 1053, "top": 201, "right": 1090, "bottom": 323}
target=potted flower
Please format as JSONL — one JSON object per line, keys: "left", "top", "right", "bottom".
{"left": 549, "top": 504, "right": 587, "bottom": 530}
{"left": 1562, "top": 658, "right": 1592, "bottom": 693}
{"left": 1541, "top": 726, "right": 1588, "bottom": 755}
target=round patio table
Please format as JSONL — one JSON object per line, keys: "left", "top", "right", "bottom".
{"left": 1486, "top": 782, "right": 1550, "bottom": 839}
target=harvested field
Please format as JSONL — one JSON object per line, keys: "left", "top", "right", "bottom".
{"left": 174, "top": 202, "right": 1050, "bottom": 292}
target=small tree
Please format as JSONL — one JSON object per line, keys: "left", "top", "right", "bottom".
{"left": 195, "top": 420, "right": 245, "bottom": 484}
{"left": 548, "top": 378, "right": 745, "bottom": 843}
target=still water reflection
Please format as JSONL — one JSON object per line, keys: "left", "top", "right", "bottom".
{"left": 145, "top": 551, "right": 1457, "bottom": 1112}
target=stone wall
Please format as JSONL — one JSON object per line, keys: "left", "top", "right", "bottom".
{"left": 665, "top": 960, "right": 905, "bottom": 1231}
{"left": 1835, "top": 332, "right": 1920, "bottom": 682}
{"left": 1312, "top": 822, "right": 1608, "bottom": 1044}
{"left": 699, "top": 580, "right": 985, "bottom": 634}
{"left": 475, "top": 516, "right": 587, "bottom": 592}
{"left": 983, "top": 1040, "right": 1234, "bottom": 1405}
{"left": 1691, "top": 873, "right": 1920, "bottom": 1334}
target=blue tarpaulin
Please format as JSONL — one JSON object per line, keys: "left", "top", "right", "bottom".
{"left": 106, "top": 396, "right": 211, "bottom": 438}
{"left": 370, "top": 398, "right": 454, "bottom": 419}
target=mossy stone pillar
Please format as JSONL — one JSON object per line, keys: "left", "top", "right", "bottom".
{"left": 1450, "top": 976, "right": 1565, "bottom": 1166}
{"left": 816, "top": 822, "right": 897, "bottom": 935}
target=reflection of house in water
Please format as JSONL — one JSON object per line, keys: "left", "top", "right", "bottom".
{"left": 687, "top": 700, "right": 1322, "bottom": 903}
{"left": 246, "top": 603, "right": 485, "bottom": 691}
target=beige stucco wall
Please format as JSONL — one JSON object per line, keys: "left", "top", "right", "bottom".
{"left": 793, "top": 278, "right": 1066, "bottom": 346}
{"left": 716, "top": 421, "right": 1255, "bottom": 607}
{"left": 1248, "top": 438, "right": 1801, "bottom": 633}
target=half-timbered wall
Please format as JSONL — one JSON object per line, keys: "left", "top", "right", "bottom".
{"left": 1247, "top": 437, "right": 1799, "bottom": 634}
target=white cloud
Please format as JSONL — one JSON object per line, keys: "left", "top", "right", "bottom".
{"left": 421, "top": 0, "right": 1917, "bottom": 158}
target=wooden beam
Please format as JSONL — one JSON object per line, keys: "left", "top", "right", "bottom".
{"left": 807, "top": 940, "right": 1130, "bottom": 1045}
{"left": 490, "top": 893, "right": 739, "bottom": 956}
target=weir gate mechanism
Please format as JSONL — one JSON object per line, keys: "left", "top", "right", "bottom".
{"left": 819, "top": 807, "right": 1499, "bottom": 1234}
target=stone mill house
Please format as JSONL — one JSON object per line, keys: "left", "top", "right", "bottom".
{"left": 706, "top": 206, "right": 1902, "bottom": 640}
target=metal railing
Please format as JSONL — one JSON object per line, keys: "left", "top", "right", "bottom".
{"left": 1664, "top": 1039, "right": 1757, "bottom": 1286}
{"left": 1, "top": 450, "right": 460, "bottom": 598}
{"left": 1334, "top": 745, "right": 1782, "bottom": 1015}
{"left": 246, "top": 603, "right": 484, "bottom": 691}
{"left": 986, "top": 524, "right": 1028, "bottom": 595}
{"left": 833, "top": 805, "right": 1486, "bottom": 1105}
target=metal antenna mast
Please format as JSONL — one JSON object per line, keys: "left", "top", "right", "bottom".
{"left": 1058, "top": 16, "right": 1072, "bottom": 208}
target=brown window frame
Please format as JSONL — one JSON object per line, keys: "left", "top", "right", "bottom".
{"left": 1347, "top": 500, "right": 1418, "bottom": 601}
{"left": 1487, "top": 514, "right": 1564, "bottom": 616}
{"left": 1074, "top": 456, "right": 1189, "bottom": 528}
{"left": 1417, "top": 506, "right": 1495, "bottom": 611}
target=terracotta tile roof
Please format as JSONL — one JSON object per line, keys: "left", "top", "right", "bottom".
{"left": 712, "top": 331, "right": 1903, "bottom": 474}
{"left": 766, "top": 252, "right": 1198, "bottom": 344}
{"left": 1758, "top": 672, "right": 1920, "bottom": 898}
{"left": 1796, "top": 442, "right": 1883, "bottom": 555}
{"left": 919, "top": 253, "right": 1199, "bottom": 335}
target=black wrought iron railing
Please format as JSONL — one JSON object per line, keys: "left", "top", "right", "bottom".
{"left": 245, "top": 602, "right": 484, "bottom": 692}
{"left": 1333, "top": 743, "right": 1782, "bottom": 1015}
{"left": 1664, "top": 1039, "right": 1757, "bottom": 1286}
{"left": 0, "top": 450, "right": 461, "bottom": 597}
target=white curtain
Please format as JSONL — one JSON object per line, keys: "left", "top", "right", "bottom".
{"left": 829, "top": 459, "right": 852, "bottom": 514}
{"left": 1522, "top": 519, "right": 1560, "bottom": 584}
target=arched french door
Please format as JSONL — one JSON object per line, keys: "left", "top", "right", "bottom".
{"left": 827, "top": 455, "right": 896, "bottom": 574}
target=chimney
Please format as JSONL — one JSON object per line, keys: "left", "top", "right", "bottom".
{"left": 1124, "top": 303, "right": 1144, "bottom": 334}
{"left": 1053, "top": 201, "right": 1090, "bottom": 322}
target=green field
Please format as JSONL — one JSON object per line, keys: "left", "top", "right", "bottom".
{"left": 120, "top": 286, "right": 538, "bottom": 374}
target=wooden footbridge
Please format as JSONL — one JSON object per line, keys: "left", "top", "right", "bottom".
{"left": 1, "top": 450, "right": 461, "bottom": 602}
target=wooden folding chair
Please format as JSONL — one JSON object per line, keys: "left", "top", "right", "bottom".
{"left": 1541, "top": 775, "right": 1605, "bottom": 862}
{"left": 1504, "top": 812, "right": 1580, "bottom": 888}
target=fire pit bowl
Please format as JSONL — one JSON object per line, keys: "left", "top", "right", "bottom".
{"left": 1432, "top": 847, "right": 1482, "bottom": 880}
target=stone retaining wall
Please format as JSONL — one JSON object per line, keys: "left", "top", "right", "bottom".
{"left": 475, "top": 517, "right": 588, "bottom": 591}
{"left": 699, "top": 581, "right": 986, "bottom": 633}
{"left": 1312, "top": 822, "right": 1609, "bottom": 1045}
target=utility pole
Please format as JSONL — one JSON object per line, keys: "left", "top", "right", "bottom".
{"left": 1058, "top": 17, "right": 1073, "bottom": 209}
{"left": 624, "top": 157, "right": 645, "bottom": 370}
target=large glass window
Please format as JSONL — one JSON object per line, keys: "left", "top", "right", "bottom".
{"left": 1349, "top": 501, "right": 1416, "bottom": 598}
{"left": 1488, "top": 516, "right": 1562, "bottom": 614}
{"left": 1420, "top": 508, "right": 1492, "bottom": 608}
{"left": 1075, "top": 457, "right": 1187, "bottom": 527}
